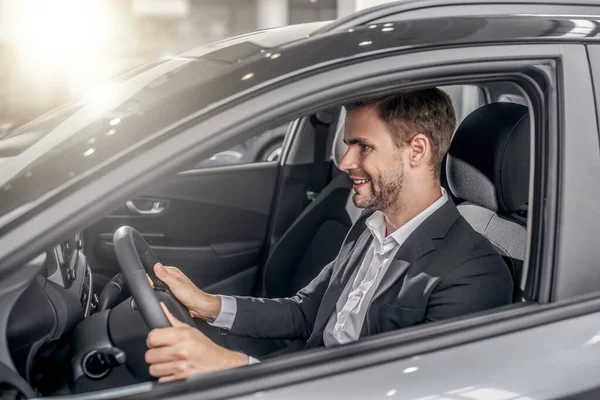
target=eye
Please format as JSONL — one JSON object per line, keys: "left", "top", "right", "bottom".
{"left": 359, "top": 143, "right": 371, "bottom": 152}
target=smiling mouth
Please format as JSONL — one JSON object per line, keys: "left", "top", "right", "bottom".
{"left": 351, "top": 178, "right": 371, "bottom": 191}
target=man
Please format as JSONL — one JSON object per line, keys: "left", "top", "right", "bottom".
{"left": 145, "top": 88, "right": 514, "bottom": 382}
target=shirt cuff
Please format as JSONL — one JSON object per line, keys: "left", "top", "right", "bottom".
{"left": 248, "top": 356, "right": 261, "bottom": 365}
{"left": 207, "top": 295, "right": 237, "bottom": 330}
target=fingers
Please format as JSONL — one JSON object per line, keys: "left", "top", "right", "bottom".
{"left": 160, "top": 302, "right": 187, "bottom": 327}
{"left": 149, "top": 262, "right": 169, "bottom": 287}
{"left": 147, "top": 325, "right": 188, "bottom": 348}
{"left": 149, "top": 361, "right": 192, "bottom": 381}
{"left": 146, "top": 306, "right": 191, "bottom": 348}
{"left": 149, "top": 362, "right": 178, "bottom": 378}
{"left": 145, "top": 302, "right": 206, "bottom": 382}
{"left": 145, "top": 318, "right": 237, "bottom": 382}
{"left": 145, "top": 340, "right": 193, "bottom": 364}
{"left": 153, "top": 263, "right": 167, "bottom": 280}
{"left": 154, "top": 263, "right": 184, "bottom": 290}
{"left": 145, "top": 346, "right": 175, "bottom": 365}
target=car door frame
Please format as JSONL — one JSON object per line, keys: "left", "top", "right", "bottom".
{"left": 134, "top": 44, "right": 598, "bottom": 400}
{"left": 129, "top": 50, "right": 558, "bottom": 400}
{"left": 22, "top": 40, "right": 588, "bottom": 399}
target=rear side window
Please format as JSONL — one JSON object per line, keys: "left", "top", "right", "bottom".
{"left": 194, "top": 123, "right": 290, "bottom": 169}
{"left": 440, "top": 85, "right": 484, "bottom": 125}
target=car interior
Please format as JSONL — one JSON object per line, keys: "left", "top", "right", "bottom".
{"left": 4, "top": 82, "right": 534, "bottom": 397}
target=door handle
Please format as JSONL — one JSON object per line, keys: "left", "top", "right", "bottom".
{"left": 125, "top": 200, "right": 166, "bottom": 215}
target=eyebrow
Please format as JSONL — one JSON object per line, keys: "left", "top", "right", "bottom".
{"left": 343, "top": 137, "right": 373, "bottom": 146}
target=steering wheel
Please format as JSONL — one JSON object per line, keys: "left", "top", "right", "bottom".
{"left": 112, "top": 226, "right": 195, "bottom": 329}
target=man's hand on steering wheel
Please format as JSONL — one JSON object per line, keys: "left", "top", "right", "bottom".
{"left": 146, "top": 303, "right": 249, "bottom": 382}
{"left": 113, "top": 226, "right": 249, "bottom": 380}
{"left": 151, "top": 263, "right": 222, "bottom": 321}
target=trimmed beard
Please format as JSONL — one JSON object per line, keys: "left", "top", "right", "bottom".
{"left": 352, "top": 157, "right": 404, "bottom": 212}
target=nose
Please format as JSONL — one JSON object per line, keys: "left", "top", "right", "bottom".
{"left": 338, "top": 148, "right": 357, "bottom": 173}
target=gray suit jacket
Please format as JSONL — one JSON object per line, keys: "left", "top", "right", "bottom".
{"left": 228, "top": 200, "right": 513, "bottom": 349}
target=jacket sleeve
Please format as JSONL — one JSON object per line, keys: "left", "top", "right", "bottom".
{"left": 424, "top": 254, "right": 513, "bottom": 322}
{"left": 228, "top": 259, "right": 335, "bottom": 340}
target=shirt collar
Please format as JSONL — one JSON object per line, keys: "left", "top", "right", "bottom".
{"left": 365, "top": 188, "right": 449, "bottom": 253}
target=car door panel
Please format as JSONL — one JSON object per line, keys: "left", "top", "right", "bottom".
{"left": 93, "top": 239, "right": 261, "bottom": 291}
{"left": 229, "top": 308, "right": 600, "bottom": 400}
{"left": 83, "top": 162, "right": 278, "bottom": 293}
{"left": 203, "top": 266, "right": 259, "bottom": 296}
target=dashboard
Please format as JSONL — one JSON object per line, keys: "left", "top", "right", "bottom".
{"left": 6, "top": 234, "right": 101, "bottom": 388}
{"left": 7, "top": 232, "right": 159, "bottom": 395}
{"left": 47, "top": 234, "right": 98, "bottom": 317}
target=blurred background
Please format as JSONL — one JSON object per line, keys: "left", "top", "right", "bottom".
{"left": 0, "top": 0, "right": 394, "bottom": 134}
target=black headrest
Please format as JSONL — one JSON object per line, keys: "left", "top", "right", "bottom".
{"left": 446, "top": 103, "right": 530, "bottom": 214}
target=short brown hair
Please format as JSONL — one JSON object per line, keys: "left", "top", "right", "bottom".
{"left": 344, "top": 88, "right": 456, "bottom": 179}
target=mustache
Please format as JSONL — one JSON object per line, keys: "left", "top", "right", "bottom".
{"left": 347, "top": 171, "right": 371, "bottom": 180}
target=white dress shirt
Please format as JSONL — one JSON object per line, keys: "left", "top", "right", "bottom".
{"left": 209, "top": 189, "right": 449, "bottom": 363}
{"left": 323, "top": 189, "right": 448, "bottom": 345}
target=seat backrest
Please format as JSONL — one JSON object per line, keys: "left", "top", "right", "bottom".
{"left": 260, "top": 109, "right": 362, "bottom": 298}
{"left": 261, "top": 174, "right": 354, "bottom": 297}
{"left": 446, "top": 102, "right": 530, "bottom": 301}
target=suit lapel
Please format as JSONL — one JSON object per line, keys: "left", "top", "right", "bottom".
{"left": 307, "top": 200, "right": 461, "bottom": 346}
{"left": 308, "top": 228, "right": 372, "bottom": 344}
{"left": 334, "top": 210, "right": 374, "bottom": 270}
{"left": 371, "top": 237, "right": 433, "bottom": 302}
{"left": 372, "top": 199, "right": 461, "bottom": 302}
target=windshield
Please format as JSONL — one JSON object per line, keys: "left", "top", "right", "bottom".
{"left": 0, "top": 22, "right": 326, "bottom": 229}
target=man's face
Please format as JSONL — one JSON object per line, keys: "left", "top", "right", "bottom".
{"left": 339, "top": 106, "right": 406, "bottom": 212}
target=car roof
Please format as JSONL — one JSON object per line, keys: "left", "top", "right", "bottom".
{"left": 318, "top": 0, "right": 600, "bottom": 32}
{"left": 176, "top": 21, "right": 329, "bottom": 60}
{"left": 186, "top": 12, "right": 600, "bottom": 96}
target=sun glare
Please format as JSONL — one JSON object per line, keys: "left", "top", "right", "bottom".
{"left": 3, "top": 0, "right": 115, "bottom": 95}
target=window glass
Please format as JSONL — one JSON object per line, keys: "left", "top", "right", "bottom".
{"left": 194, "top": 123, "right": 290, "bottom": 169}
{"left": 498, "top": 93, "right": 528, "bottom": 105}
{"left": 440, "top": 85, "right": 484, "bottom": 125}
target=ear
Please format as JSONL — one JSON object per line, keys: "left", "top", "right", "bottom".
{"left": 407, "top": 133, "right": 431, "bottom": 168}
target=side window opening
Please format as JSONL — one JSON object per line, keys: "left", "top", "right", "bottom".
{"left": 195, "top": 123, "right": 290, "bottom": 169}
{"left": 498, "top": 93, "right": 528, "bottom": 105}
{"left": 331, "top": 81, "right": 534, "bottom": 311}
{"left": 440, "top": 85, "right": 485, "bottom": 125}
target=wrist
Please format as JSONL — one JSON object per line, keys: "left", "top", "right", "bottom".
{"left": 191, "top": 292, "right": 221, "bottom": 321}
{"left": 226, "top": 351, "right": 249, "bottom": 369}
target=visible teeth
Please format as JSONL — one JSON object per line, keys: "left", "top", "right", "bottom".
{"left": 353, "top": 179, "right": 369, "bottom": 185}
